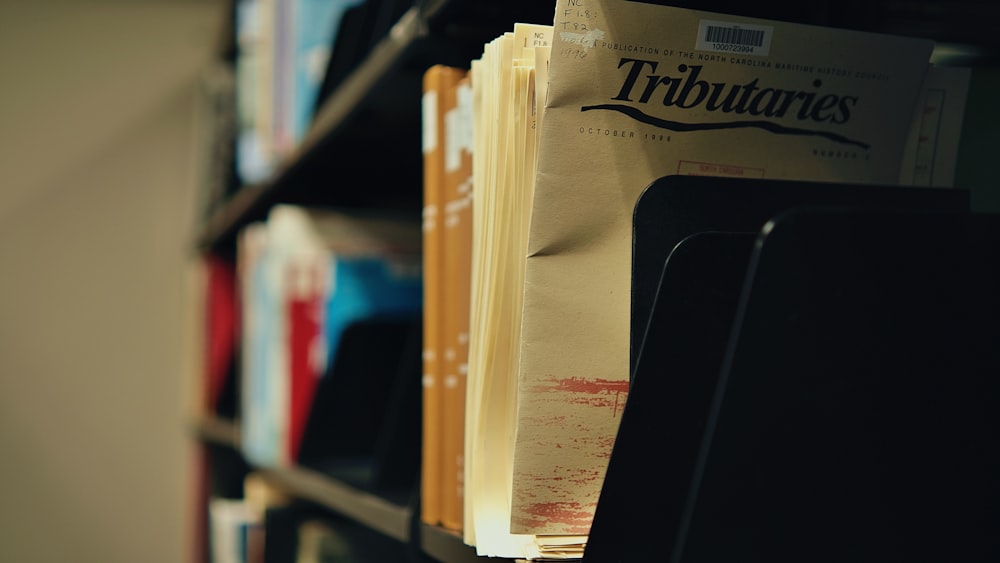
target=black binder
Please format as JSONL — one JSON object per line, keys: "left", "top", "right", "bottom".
{"left": 673, "top": 208, "right": 1000, "bottom": 562}
{"left": 584, "top": 230, "right": 757, "bottom": 563}
{"left": 630, "top": 175, "right": 971, "bottom": 378}
{"left": 296, "top": 315, "right": 423, "bottom": 500}
{"left": 586, "top": 176, "right": 977, "bottom": 562}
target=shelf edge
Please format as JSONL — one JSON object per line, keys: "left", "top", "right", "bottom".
{"left": 259, "top": 465, "right": 413, "bottom": 543}
{"left": 192, "top": 415, "right": 241, "bottom": 448}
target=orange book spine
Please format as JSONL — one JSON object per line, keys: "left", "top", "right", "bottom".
{"left": 420, "top": 64, "right": 464, "bottom": 526}
{"left": 441, "top": 70, "right": 472, "bottom": 532}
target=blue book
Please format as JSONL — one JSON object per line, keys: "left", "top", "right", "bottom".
{"left": 323, "top": 253, "right": 423, "bottom": 369}
{"left": 238, "top": 206, "right": 422, "bottom": 468}
{"left": 291, "top": 0, "right": 365, "bottom": 145}
{"left": 235, "top": 0, "right": 278, "bottom": 184}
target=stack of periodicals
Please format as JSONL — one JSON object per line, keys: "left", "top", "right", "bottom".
{"left": 462, "top": 22, "right": 574, "bottom": 560}
{"left": 236, "top": 204, "right": 423, "bottom": 470}
{"left": 422, "top": 1, "right": 973, "bottom": 560}
{"left": 418, "top": 21, "right": 561, "bottom": 557}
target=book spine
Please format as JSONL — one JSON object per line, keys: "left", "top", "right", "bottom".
{"left": 285, "top": 260, "right": 325, "bottom": 463}
{"left": 420, "top": 64, "right": 448, "bottom": 527}
{"left": 441, "top": 69, "right": 472, "bottom": 532}
{"left": 204, "top": 255, "right": 239, "bottom": 414}
{"left": 421, "top": 64, "right": 467, "bottom": 527}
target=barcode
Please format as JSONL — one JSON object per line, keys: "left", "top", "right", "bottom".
{"left": 705, "top": 25, "right": 764, "bottom": 47}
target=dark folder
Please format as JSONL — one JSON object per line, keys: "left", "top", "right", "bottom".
{"left": 586, "top": 176, "right": 974, "bottom": 562}
{"left": 630, "top": 175, "right": 971, "bottom": 378}
{"left": 675, "top": 208, "right": 1000, "bottom": 562}
{"left": 296, "top": 315, "right": 422, "bottom": 500}
{"left": 584, "top": 230, "right": 757, "bottom": 563}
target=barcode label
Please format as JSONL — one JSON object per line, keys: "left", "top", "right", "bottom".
{"left": 706, "top": 25, "right": 764, "bottom": 46}
{"left": 696, "top": 19, "right": 773, "bottom": 56}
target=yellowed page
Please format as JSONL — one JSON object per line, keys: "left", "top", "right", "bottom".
{"left": 464, "top": 23, "right": 555, "bottom": 559}
{"left": 513, "top": 1, "right": 934, "bottom": 537}
{"left": 463, "top": 57, "right": 483, "bottom": 545}
{"left": 464, "top": 47, "right": 492, "bottom": 552}
{"left": 466, "top": 32, "right": 540, "bottom": 559}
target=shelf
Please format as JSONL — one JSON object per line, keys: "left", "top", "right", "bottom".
{"left": 257, "top": 464, "right": 413, "bottom": 543}
{"left": 192, "top": 415, "right": 487, "bottom": 559}
{"left": 195, "top": 0, "right": 560, "bottom": 256}
{"left": 420, "top": 525, "right": 478, "bottom": 563}
{"left": 192, "top": 416, "right": 410, "bottom": 542}
{"left": 196, "top": 5, "right": 429, "bottom": 254}
{"left": 192, "top": 414, "right": 240, "bottom": 448}
{"left": 189, "top": 2, "right": 1000, "bottom": 561}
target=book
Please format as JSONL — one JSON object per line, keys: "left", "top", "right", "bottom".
{"left": 297, "top": 207, "right": 422, "bottom": 471}
{"left": 234, "top": 0, "right": 278, "bottom": 184}
{"left": 236, "top": 0, "right": 366, "bottom": 177}
{"left": 288, "top": 0, "right": 362, "bottom": 150}
{"left": 238, "top": 220, "right": 278, "bottom": 467}
{"left": 238, "top": 205, "right": 422, "bottom": 468}
{"left": 440, "top": 68, "right": 473, "bottom": 533}
{"left": 208, "top": 497, "right": 265, "bottom": 563}
{"left": 286, "top": 256, "right": 324, "bottom": 463}
{"left": 295, "top": 313, "right": 423, "bottom": 492}
{"left": 269, "top": 0, "right": 293, "bottom": 158}
{"left": 512, "top": 0, "right": 938, "bottom": 542}
{"left": 420, "top": 63, "right": 465, "bottom": 527}
{"left": 203, "top": 254, "right": 240, "bottom": 418}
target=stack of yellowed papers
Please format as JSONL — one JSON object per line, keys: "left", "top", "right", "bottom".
{"left": 460, "top": 1, "right": 970, "bottom": 559}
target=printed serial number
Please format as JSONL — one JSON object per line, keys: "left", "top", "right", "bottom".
{"left": 712, "top": 42, "right": 754, "bottom": 53}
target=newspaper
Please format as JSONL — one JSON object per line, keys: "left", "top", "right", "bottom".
{"left": 512, "top": 0, "right": 935, "bottom": 538}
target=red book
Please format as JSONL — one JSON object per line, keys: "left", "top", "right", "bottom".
{"left": 204, "top": 255, "right": 239, "bottom": 414}
{"left": 286, "top": 263, "right": 325, "bottom": 463}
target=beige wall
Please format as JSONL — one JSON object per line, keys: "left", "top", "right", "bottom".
{"left": 0, "top": 2, "right": 224, "bottom": 562}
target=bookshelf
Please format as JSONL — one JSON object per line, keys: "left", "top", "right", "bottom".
{"left": 194, "top": 414, "right": 488, "bottom": 561}
{"left": 189, "top": 1, "right": 1000, "bottom": 562}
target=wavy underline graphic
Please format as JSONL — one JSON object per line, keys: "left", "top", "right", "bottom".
{"left": 581, "top": 103, "right": 870, "bottom": 150}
